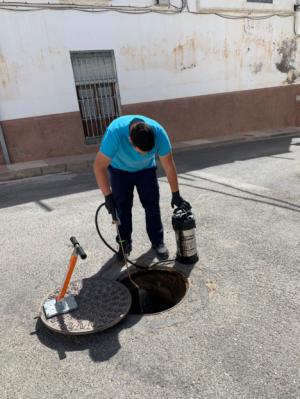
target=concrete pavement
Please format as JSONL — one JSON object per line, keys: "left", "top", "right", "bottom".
{"left": 0, "top": 136, "right": 300, "bottom": 398}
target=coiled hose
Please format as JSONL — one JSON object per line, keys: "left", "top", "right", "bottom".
{"left": 95, "top": 203, "right": 175, "bottom": 270}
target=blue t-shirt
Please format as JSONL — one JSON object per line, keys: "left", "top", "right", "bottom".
{"left": 99, "top": 115, "right": 172, "bottom": 172}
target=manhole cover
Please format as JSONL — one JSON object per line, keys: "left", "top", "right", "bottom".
{"left": 118, "top": 268, "right": 188, "bottom": 315}
{"left": 39, "top": 277, "right": 131, "bottom": 335}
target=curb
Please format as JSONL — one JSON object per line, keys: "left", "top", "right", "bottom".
{"left": 0, "top": 129, "right": 299, "bottom": 182}
{"left": 0, "top": 155, "right": 95, "bottom": 182}
{"left": 172, "top": 130, "right": 300, "bottom": 153}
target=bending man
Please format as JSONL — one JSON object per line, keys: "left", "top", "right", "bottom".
{"left": 93, "top": 115, "right": 190, "bottom": 260}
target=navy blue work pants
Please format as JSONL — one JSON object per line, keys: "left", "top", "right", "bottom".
{"left": 109, "top": 166, "right": 164, "bottom": 246}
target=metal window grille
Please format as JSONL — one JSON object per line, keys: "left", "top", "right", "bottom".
{"left": 247, "top": 0, "right": 272, "bottom": 3}
{"left": 71, "top": 50, "right": 121, "bottom": 144}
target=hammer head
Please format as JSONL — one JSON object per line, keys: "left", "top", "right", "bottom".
{"left": 42, "top": 295, "right": 78, "bottom": 319}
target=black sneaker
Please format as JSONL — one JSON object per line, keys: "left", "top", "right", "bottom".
{"left": 116, "top": 241, "right": 132, "bottom": 261}
{"left": 152, "top": 243, "right": 169, "bottom": 260}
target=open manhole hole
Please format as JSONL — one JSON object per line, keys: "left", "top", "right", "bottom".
{"left": 119, "top": 268, "right": 188, "bottom": 315}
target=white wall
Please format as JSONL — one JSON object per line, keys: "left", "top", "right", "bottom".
{"left": 0, "top": 0, "right": 299, "bottom": 120}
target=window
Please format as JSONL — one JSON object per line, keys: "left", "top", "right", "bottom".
{"left": 71, "top": 50, "right": 121, "bottom": 144}
{"left": 247, "top": 0, "right": 273, "bottom": 3}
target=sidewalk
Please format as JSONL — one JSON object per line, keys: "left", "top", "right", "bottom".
{"left": 1, "top": 127, "right": 299, "bottom": 182}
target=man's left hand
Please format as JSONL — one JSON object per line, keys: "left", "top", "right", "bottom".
{"left": 171, "top": 191, "right": 191, "bottom": 209}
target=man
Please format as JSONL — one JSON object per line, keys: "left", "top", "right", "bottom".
{"left": 93, "top": 114, "right": 190, "bottom": 261}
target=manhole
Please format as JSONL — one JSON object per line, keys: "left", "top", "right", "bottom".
{"left": 119, "top": 268, "right": 188, "bottom": 315}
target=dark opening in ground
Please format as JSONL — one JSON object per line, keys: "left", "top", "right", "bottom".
{"left": 119, "top": 269, "right": 188, "bottom": 315}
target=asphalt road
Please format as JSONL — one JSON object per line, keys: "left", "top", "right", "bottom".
{"left": 0, "top": 136, "right": 299, "bottom": 399}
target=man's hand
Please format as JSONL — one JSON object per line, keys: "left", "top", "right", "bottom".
{"left": 171, "top": 191, "right": 191, "bottom": 209}
{"left": 105, "top": 194, "right": 116, "bottom": 214}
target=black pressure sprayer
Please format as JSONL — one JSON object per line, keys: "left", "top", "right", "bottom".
{"left": 172, "top": 206, "right": 199, "bottom": 264}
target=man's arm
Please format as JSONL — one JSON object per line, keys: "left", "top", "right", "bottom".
{"left": 159, "top": 152, "right": 179, "bottom": 193}
{"left": 93, "top": 152, "right": 112, "bottom": 196}
{"left": 159, "top": 152, "right": 191, "bottom": 209}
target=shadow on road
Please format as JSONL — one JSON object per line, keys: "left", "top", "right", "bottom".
{"left": 0, "top": 136, "right": 298, "bottom": 209}
{"left": 34, "top": 313, "right": 141, "bottom": 362}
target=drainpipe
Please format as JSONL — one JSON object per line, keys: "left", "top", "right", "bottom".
{"left": 295, "top": 1, "right": 300, "bottom": 36}
{"left": 0, "top": 122, "right": 11, "bottom": 165}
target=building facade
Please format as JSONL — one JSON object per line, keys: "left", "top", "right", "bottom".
{"left": 1, "top": 0, "right": 300, "bottom": 164}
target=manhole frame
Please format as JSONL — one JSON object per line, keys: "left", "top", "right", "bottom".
{"left": 117, "top": 265, "right": 189, "bottom": 316}
{"left": 39, "top": 277, "right": 132, "bottom": 335}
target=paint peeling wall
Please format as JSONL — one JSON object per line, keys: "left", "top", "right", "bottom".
{"left": 0, "top": 0, "right": 299, "bottom": 121}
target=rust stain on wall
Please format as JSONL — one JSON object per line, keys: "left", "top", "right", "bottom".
{"left": 120, "top": 46, "right": 136, "bottom": 57}
{"left": 120, "top": 46, "right": 146, "bottom": 70}
{"left": 121, "top": 35, "right": 198, "bottom": 72}
{"left": 0, "top": 53, "right": 10, "bottom": 87}
{"left": 172, "top": 34, "right": 198, "bottom": 71}
{"left": 0, "top": 53, "right": 22, "bottom": 101}
{"left": 223, "top": 39, "right": 229, "bottom": 60}
{"left": 241, "top": 19, "right": 274, "bottom": 74}
{"left": 48, "top": 46, "right": 63, "bottom": 55}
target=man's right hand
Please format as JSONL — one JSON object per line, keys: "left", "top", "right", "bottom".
{"left": 105, "top": 194, "right": 116, "bottom": 215}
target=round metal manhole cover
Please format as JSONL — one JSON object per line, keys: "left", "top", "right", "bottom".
{"left": 39, "top": 277, "right": 131, "bottom": 335}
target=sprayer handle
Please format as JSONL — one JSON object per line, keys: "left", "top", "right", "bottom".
{"left": 70, "top": 236, "right": 87, "bottom": 259}
{"left": 111, "top": 209, "right": 121, "bottom": 225}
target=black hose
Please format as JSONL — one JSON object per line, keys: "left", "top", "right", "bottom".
{"left": 95, "top": 203, "right": 175, "bottom": 270}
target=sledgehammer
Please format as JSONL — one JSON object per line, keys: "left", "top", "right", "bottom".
{"left": 42, "top": 237, "right": 87, "bottom": 319}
